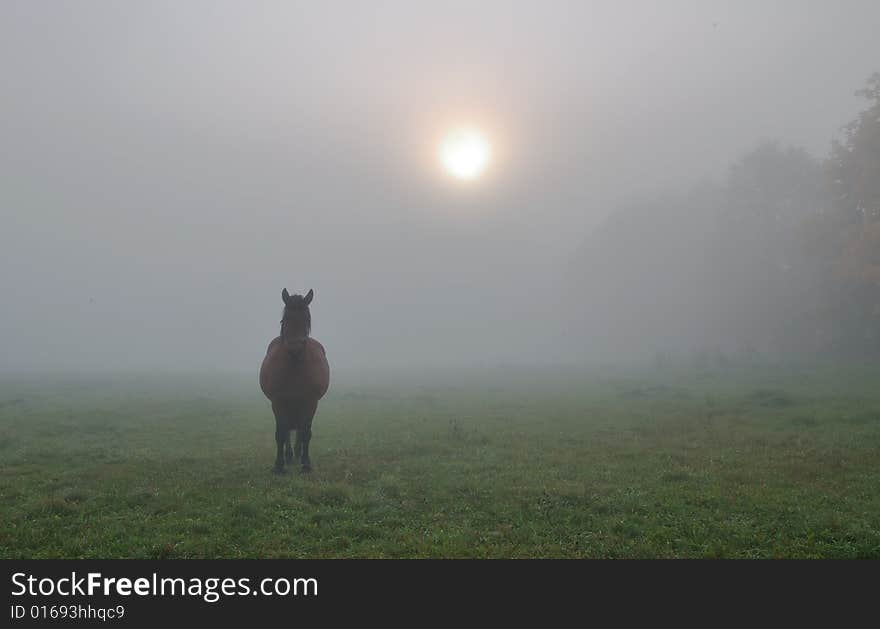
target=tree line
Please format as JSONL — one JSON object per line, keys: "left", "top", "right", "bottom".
{"left": 572, "top": 74, "right": 880, "bottom": 362}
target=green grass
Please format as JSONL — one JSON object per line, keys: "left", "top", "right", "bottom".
{"left": 1, "top": 364, "right": 880, "bottom": 558}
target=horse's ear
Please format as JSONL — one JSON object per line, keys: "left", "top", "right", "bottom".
{"left": 281, "top": 288, "right": 290, "bottom": 304}
{"left": 304, "top": 289, "right": 314, "bottom": 305}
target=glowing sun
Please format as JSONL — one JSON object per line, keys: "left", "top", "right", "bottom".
{"left": 439, "top": 127, "right": 491, "bottom": 181}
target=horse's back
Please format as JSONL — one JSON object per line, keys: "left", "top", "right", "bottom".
{"left": 260, "top": 336, "right": 329, "bottom": 403}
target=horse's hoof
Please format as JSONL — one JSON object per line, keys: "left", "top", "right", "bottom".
{"left": 300, "top": 464, "right": 312, "bottom": 474}
{"left": 273, "top": 466, "right": 287, "bottom": 475}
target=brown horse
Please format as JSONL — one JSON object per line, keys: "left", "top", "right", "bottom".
{"left": 259, "top": 288, "right": 330, "bottom": 473}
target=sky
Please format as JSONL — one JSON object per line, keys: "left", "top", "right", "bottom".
{"left": 2, "top": 1, "right": 879, "bottom": 372}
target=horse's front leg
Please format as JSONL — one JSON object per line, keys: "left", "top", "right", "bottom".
{"left": 274, "top": 421, "right": 288, "bottom": 474}
{"left": 299, "top": 400, "right": 318, "bottom": 473}
{"left": 299, "top": 425, "right": 312, "bottom": 473}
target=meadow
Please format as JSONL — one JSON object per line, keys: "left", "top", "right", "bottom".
{"left": 1, "top": 363, "right": 879, "bottom": 558}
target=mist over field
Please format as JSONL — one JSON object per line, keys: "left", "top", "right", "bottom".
{"left": 3, "top": 1, "right": 879, "bottom": 373}
{"left": 4, "top": 1, "right": 880, "bottom": 561}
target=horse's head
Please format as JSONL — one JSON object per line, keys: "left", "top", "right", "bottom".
{"left": 280, "top": 288, "right": 313, "bottom": 356}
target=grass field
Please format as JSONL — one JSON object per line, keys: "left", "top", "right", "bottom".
{"left": 2, "top": 363, "right": 880, "bottom": 558}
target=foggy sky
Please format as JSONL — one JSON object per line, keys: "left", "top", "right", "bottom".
{"left": 3, "top": 1, "right": 879, "bottom": 372}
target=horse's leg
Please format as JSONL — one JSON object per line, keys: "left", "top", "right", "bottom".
{"left": 299, "top": 400, "right": 319, "bottom": 473}
{"left": 285, "top": 431, "right": 294, "bottom": 464}
{"left": 299, "top": 425, "right": 312, "bottom": 473}
{"left": 272, "top": 404, "right": 288, "bottom": 474}
{"left": 293, "top": 429, "right": 303, "bottom": 463}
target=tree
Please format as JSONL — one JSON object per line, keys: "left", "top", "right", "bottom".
{"left": 567, "top": 74, "right": 880, "bottom": 362}
{"left": 824, "top": 73, "right": 880, "bottom": 355}
{"left": 829, "top": 73, "right": 880, "bottom": 224}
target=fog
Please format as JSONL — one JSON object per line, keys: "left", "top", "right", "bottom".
{"left": 3, "top": 1, "right": 879, "bottom": 373}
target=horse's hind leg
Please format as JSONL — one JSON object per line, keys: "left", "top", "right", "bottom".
{"left": 293, "top": 430, "right": 302, "bottom": 463}
{"left": 285, "top": 431, "right": 294, "bottom": 464}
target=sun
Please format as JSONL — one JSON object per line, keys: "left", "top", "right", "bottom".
{"left": 439, "top": 127, "right": 491, "bottom": 181}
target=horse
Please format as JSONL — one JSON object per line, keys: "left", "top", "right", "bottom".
{"left": 259, "top": 288, "right": 330, "bottom": 473}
